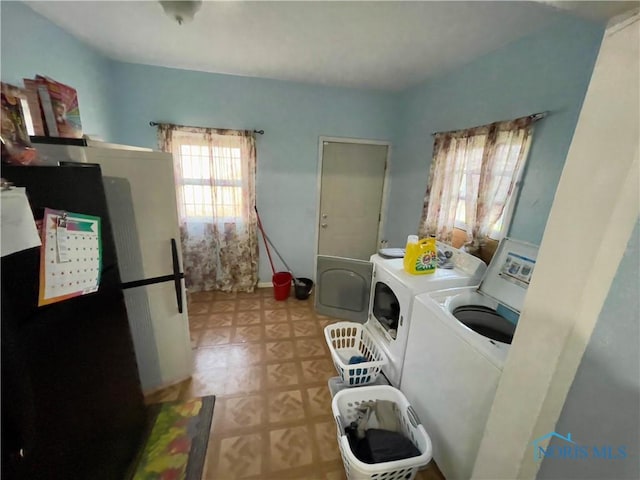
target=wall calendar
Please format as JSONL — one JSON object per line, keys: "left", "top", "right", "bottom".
{"left": 38, "top": 208, "right": 102, "bottom": 306}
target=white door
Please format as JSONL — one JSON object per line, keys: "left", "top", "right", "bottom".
{"left": 318, "top": 141, "right": 388, "bottom": 260}
{"left": 85, "top": 147, "right": 193, "bottom": 392}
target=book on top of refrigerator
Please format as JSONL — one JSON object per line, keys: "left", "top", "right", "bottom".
{"left": 1, "top": 82, "right": 38, "bottom": 165}
{"left": 35, "top": 75, "right": 83, "bottom": 139}
{"left": 22, "top": 78, "right": 46, "bottom": 136}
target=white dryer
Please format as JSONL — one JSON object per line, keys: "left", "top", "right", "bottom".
{"left": 316, "top": 242, "right": 486, "bottom": 387}
{"left": 400, "top": 238, "right": 538, "bottom": 480}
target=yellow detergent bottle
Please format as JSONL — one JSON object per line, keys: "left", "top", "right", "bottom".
{"left": 403, "top": 235, "right": 437, "bottom": 275}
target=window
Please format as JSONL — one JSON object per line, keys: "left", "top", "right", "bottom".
{"left": 158, "top": 124, "right": 258, "bottom": 292}
{"left": 454, "top": 139, "right": 524, "bottom": 239}
{"left": 174, "top": 137, "right": 244, "bottom": 221}
{"left": 419, "top": 117, "right": 534, "bottom": 247}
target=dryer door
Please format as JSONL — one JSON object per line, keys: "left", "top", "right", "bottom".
{"left": 315, "top": 255, "right": 373, "bottom": 323}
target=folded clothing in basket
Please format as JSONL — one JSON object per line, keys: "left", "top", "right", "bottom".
{"left": 347, "top": 356, "right": 371, "bottom": 385}
{"left": 345, "top": 400, "right": 421, "bottom": 464}
{"left": 345, "top": 427, "right": 421, "bottom": 464}
{"left": 366, "top": 429, "right": 422, "bottom": 463}
{"left": 348, "top": 356, "right": 368, "bottom": 364}
{"left": 353, "top": 400, "right": 400, "bottom": 438}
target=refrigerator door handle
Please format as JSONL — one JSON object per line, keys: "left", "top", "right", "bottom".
{"left": 171, "top": 238, "right": 184, "bottom": 314}
{"left": 120, "top": 239, "right": 185, "bottom": 315}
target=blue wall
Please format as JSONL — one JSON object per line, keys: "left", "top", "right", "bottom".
{"left": 386, "top": 16, "right": 604, "bottom": 247}
{"left": 110, "top": 62, "right": 399, "bottom": 282}
{"left": 1, "top": 2, "right": 605, "bottom": 283}
{"left": 0, "top": 1, "right": 115, "bottom": 140}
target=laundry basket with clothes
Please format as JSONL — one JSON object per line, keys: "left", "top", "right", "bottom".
{"left": 332, "top": 385, "right": 432, "bottom": 480}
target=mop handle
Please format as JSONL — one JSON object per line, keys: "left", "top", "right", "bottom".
{"left": 255, "top": 207, "right": 276, "bottom": 275}
{"left": 261, "top": 227, "right": 293, "bottom": 274}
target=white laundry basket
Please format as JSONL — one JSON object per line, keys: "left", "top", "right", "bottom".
{"left": 324, "top": 322, "right": 387, "bottom": 386}
{"left": 332, "top": 385, "right": 433, "bottom": 480}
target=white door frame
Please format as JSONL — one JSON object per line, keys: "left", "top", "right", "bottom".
{"left": 314, "top": 136, "right": 392, "bottom": 279}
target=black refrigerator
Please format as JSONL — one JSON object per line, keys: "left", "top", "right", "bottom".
{"left": 1, "top": 164, "right": 147, "bottom": 480}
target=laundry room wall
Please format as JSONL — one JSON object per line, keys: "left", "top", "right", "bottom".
{"left": 385, "top": 15, "right": 604, "bottom": 248}
{"left": 536, "top": 220, "right": 639, "bottom": 479}
{"left": 1, "top": 1, "right": 606, "bottom": 284}
{"left": 0, "top": 1, "right": 116, "bottom": 141}
{"left": 0, "top": 1, "right": 400, "bottom": 284}
{"left": 109, "top": 62, "right": 399, "bottom": 283}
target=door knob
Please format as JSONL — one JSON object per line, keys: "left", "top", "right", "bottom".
{"left": 321, "top": 223, "right": 328, "bottom": 228}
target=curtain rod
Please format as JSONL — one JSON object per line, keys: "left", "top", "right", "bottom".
{"left": 430, "top": 111, "right": 548, "bottom": 136}
{"left": 149, "top": 121, "right": 264, "bottom": 135}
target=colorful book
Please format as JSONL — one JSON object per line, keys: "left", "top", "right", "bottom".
{"left": 22, "top": 78, "right": 46, "bottom": 136}
{"left": 1, "top": 82, "right": 38, "bottom": 165}
{"left": 35, "top": 75, "right": 82, "bottom": 138}
{"left": 35, "top": 76, "right": 58, "bottom": 137}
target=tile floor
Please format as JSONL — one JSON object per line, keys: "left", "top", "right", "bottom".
{"left": 145, "top": 287, "right": 445, "bottom": 480}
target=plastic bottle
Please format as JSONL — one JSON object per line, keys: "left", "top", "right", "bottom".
{"left": 403, "top": 235, "right": 437, "bottom": 275}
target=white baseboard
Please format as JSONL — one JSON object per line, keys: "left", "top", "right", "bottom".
{"left": 257, "top": 282, "right": 272, "bottom": 288}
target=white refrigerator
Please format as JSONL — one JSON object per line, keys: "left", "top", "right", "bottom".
{"left": 35, "top": 141, "right": 193, "bottom": 393}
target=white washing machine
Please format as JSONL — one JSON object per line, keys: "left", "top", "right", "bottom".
{"left": 316, "top": 242, "right": 486, "bottom": 388}
{"left": 400, "top": 238, "right": 538, "bottom": 480}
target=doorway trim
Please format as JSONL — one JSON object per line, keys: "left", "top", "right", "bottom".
{"left": 314, "top": 136, "right": 392, "bottom": 279}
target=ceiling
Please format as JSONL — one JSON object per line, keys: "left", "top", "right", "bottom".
{"left": 25, "top": 1, "right": 638, "bottom": 91}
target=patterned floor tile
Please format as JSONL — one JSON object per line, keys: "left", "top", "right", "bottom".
{"left": 232, "top": 325, "right": 263, "bottom": 343}
{"left": 214, "top": 433, "right": 263, "bottom": 479}
{"left": 179, "top": 288, "right": 445, "bottom": 480}
{"left": 182, "top": 369, "right": 227, "bottom": 398}
{"left": 263, "top": 298, "right": 289, "bottom": 309}
{"left": 289, "top": 308, "right": 315, "bottom": 321}
{"left": 266, "top": 362, "right": 301, "bottom": 389}
{"left": 189, "top": 291, "right": 215, "bottom": 303}
{"left": 314, "top": 421, "right": 341, "bottom": 461}
{"left": 206, "top": 312, "right": 234, "bottom": 327}
{"left": 189, "top": 314, "right": 209, "bottom": 330}
{"left": 219, "top": 395, "right": 264, "bottom": 431}
{"left": 325, "top": 468, "right": 347, "bottom": 480}
{"left": 198, "top": 327, "right": 232, "bottom": 347}
{"left": 236, "top": 298, "right": 262, "bottom": 311}
{"left": 305, "top": 386, "right": 333, "bottom": 418}
{"left": 293, "top": 320, "right": 320, "bottom": 338}
{"left": 318, "top": 318, "right": 336, "bottom": 329}
{"left": 264, "top": 322, "right": 293, "bottom": 340}
{"left": 265, "top": 340, "right": 295, "bottom": 362}
{"left": 188, "top": 302, "right": 210, "bottom": 315}
{"left": 225, "top": 365, "right": 262, "bottom": 395}
{"left": 300, "top": 359, "right": 336, "bottom": 384}
{"left": 295, "top": 338, "right": 328, "bottom": 358}
{"left": 267, "top": 389, "right": 306, "bottom": 424}
{"left": 194, "top": 346, "right": 229, "bottom": 370}
{"left": 209, "top": 300, "right": 236, "bottom": 313}
{"left": 235, "top": 310, "right": 262, "bottom": 326}
{"left": 227, "top": 344, "right": 263, "bottom": 366}
{"left": 264, "top": 309, "right": 289, "bottom": 323}
{"left": 269, "top": 425, "right": 314, "bottom": 471}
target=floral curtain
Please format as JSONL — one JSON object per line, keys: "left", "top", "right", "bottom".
{"left": 418, "top": 116, "right": 534, "bottom": 250}
{"left": 158, "top": 124, "right": 258, "bottom": 293}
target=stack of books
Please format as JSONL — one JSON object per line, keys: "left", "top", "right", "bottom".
{"left": 21, "top": 75, "right": 83, "bottom": 139}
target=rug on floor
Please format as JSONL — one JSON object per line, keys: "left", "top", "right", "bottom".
{"left": 131, "top": 395, "right": 215, "bottom": 480}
